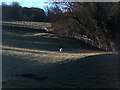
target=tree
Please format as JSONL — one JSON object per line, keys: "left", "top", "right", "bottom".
{"left": 1, "top": 2, "right": 47, "bottom": 22}
{"left": 48, "top": 2, "right": 119, "bottom": 52}
{"left": 10, "top": 2, "right": 21, "bottom": 20}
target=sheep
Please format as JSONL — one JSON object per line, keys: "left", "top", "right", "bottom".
{"left": 59, "top": 48, "right": 63, "bottom": 52}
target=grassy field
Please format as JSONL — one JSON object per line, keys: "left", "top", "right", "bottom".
{"left": 2, "top": 27, "right": 118, "bottom": 88}
{"left": 2, "top": 21, "right": 51, "bottom": 30}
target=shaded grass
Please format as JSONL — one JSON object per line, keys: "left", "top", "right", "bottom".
{"left": 3, "top": 51, "right": 118, "bottom": 88}
{"left": 3, "top": 28, "right": 103, "bottom": 52}
{"left": 16, "top": 73, "right": 48, "bottom": 81}
{"left": 2, "top": 27, "right": 118, "bottom": 88}
{"left": 40, "top": 54, "right": 118, "bottom": 88}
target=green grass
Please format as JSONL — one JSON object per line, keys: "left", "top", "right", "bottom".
{"left": 2, "top": 26, "right": 117, "bottom": 88}
{"left": 3, "top": 27, "right": 104, "bottom": 53}
{"left": 3, "top": 29, "right": 102, "bottom": 52}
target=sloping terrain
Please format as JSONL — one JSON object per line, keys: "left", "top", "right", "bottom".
{"left": 2, "top": 28, "right": 118, "bottom": 88}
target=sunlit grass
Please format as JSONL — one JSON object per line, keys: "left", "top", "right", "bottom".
{"left": 2, "top": 26, "right": 117, "bottom": 65}
{"left": 24, "top": 33, "right": 72, "bottom": 39}
{"left": 2, "top": 45, "right": 115, "bottom": 64}
{"left": 3, "top": 21, "right": 51, "bottom": 29}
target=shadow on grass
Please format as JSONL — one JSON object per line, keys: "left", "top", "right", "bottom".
{"left": 15, "top": 74, "right": 48, "bottom": 81}
{"left": 2, "top": 54, "right": 52, "bottom": 88}
{"left": 40, "top": 54, "right": 118, "bottom": 88}
{"left": 3, "top": 28, "right": 104, "bottom": 52}
{"left": 2, "top": 53, "right": 119, "bottom": 88}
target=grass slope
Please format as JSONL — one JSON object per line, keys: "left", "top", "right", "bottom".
{"left": 3, "top": 28, "right": 103, "bottom": 52}
{"left": 2, "top": 27, "right": 118, "bottom": 88}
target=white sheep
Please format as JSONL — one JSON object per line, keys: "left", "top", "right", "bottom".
{"left": 59, "top": 48, "right": 63, "bottom": 52}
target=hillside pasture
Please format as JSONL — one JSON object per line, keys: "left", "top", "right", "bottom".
{"left": 2, "top": 27, "right": 118, "bottom": 88}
